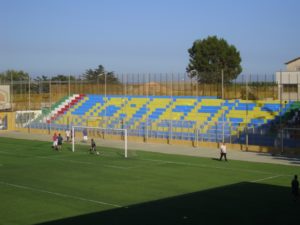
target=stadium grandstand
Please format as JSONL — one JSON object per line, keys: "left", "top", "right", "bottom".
{"left": 26, "top": 94, "right": 299, "bottom": 149}
{"left": 2, "top": 72, "right": 300, "bottom": 153}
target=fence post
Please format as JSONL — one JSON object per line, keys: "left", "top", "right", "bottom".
{"left": 229, "top": 122, "right": 232, "bottom": 144}
{"left": 281, "top": 128, "right": 284, "bottom": 154}
{"left": 28, "top": 76, "right": 31, "bottom": 133}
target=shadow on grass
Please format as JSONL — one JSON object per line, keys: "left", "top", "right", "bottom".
{"left": 35, "top": 182, "right": 299, "bottom": 225}
{"left": 272, "top": 155, "right": 300, "bottom": 165}
{"left": 256, "top": 152, "right": 300, "bottom": 165}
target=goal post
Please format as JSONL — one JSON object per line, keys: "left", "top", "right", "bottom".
{"left": 71, "top": 126, "right": 128, "bottom": 158}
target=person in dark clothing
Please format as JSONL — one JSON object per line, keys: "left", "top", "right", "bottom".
{"left": 90, "top": 138, "right": 98, "bottom": 154}
{"left": 291, "top": 175, "right": 299, "bottom": 201}
{"left": 57, "top": 133, "right": 63, "bottom": 150}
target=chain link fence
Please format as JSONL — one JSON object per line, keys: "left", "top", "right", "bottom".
{"left": 16, "top": 114, "right": 299, "bottom": 149}
{"left": 2, "top": 73, "right": 300, "bottom": 150}
{"left": 0, "top": 73, "right": 280, "bottom": 111}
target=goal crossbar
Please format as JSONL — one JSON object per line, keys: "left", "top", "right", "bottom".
{"left": 71, "top": 126, "right": 128, "bottom": 158}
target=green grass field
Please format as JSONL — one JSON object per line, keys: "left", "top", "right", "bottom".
{"left": 0, "top": 136, "right": 299, "bottom": 225}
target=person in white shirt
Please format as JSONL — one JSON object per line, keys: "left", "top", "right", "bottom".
{"left": 82, "top": 128, "right": 88, "bottom": 142}
{"left": 219, "top": 142, "right": 228, "bottom": 161}
{"left": 65, "top": 129, "right": 71, "bottom": 142}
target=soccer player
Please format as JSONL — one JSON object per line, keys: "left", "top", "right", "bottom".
{"left": 57, "top": 133, "right": 63, "bottom": 150}
{"left": 90, "top": 138, "right": 97, "bottom": 154}
{"left": 52, "top": 132, "right": 58, "bottom": 150}
{"left": 70, "top": 129, "right": 75, "bottom": 141}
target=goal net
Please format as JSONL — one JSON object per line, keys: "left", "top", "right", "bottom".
{"left": 71, "top": 126, "right": 128, "bottom": 158}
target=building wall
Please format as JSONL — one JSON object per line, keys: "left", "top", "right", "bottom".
{"left": 275, "top": 72, "right": 300, "bottom": 100}
{"left": 0, "top": 85, "right": 11, "bottom": 110}
{"left": 286, "top": 59, "right": 300, "bottom": 72}
{"left": 0, "top": 112, "right": 15, "bottom": 130}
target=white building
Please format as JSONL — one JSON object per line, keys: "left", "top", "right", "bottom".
{"left": 276, "top": 57, "right": 300, "bottom": 101}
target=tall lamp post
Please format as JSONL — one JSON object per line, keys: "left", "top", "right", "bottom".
{"left": 221, "top": 69, "right": 225, "bottom": 143}
{"left": 104, "top": 72, "right": 107, "bottom": 128}
{"left": 10, "top": 73, "right": 13, "bottom": 112}
{"left": 49, "top": 76, "right": 52, "bottom": 134}
{"left": 28, "top": 76, "right": 31, "bottom": 133}
{"left": 246, "top": 74, "right": 249, "bottom": 151}
{"left": 68, "top": 74, "right": 71, "bottom": 128}
{"left": 190, "top": 70, "right": 199, "bottom": 96}
{"left": 189, "top": 70, "right": 199, "bottom": 146}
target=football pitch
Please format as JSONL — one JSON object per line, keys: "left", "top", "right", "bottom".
{"left": 0, "top": 137, "right": 299, "bottom": 225}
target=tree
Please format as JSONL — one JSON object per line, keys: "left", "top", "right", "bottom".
{"left": 0, "top": 70, "right": 30, "bottom": 94}
{"left": 0, "top": 70, "right": 29, "bottom": 82}
{"left": 30, "top": 75, "right": 47, "bottom": 94}
{"left": 186, "top": 36, "right": 242, "bottom": 84}
{"left": 82, "top": 65, "right": 119, "bottom": 84}
{"left": 51, "top": 74, "right": 76, "bottom": 81}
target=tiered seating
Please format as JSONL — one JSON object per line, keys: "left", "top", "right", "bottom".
{"left": 35, "top": 96, "right": 69, "bottom": 123}
{"left": 39, "top": 94, "right": 294, "bottom": 145}
{"left": 44, "top": 94, "right": 85, "bottom": 123}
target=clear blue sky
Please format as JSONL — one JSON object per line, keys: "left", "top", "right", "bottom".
{"left": 0, "top": 0, "right": 299, "bottom": 76}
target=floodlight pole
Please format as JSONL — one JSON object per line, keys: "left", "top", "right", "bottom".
{"left": 170, "top": 73, "right": 173, "bottom": 144}
{"left": 124, "top": 129, "right": 128, "bottom": 158}
{"left": 145, "top": 74, "right": 150, "bottom": 143}
{"left": 279, "top": 71, "right": 283, "bottom": 154}
{"left": 10, "top": 73, "right": 13, "bottom": 112}
{"left": 68, "top": 74, "right": 71, "bottom": 98}
{"left": 246, "top": 74, "right": 249, "bottom": 151}
{"left": 105, "top": 72, "right": 107, "bottom": 127}
{"left": 221, "top": 69, "right": 224, "bottom": 100}
{"left": 68, "top": 74, "right": 71, "bottom": 128}
{"left": 190, "top": 70, "right": 199, "bottom": 147}
{"left": 221, "top": 69, "right": 225, "bottom": 143}
{"left": 49, "top": 76, "right": 52, "bottom": 134}
{"left": 28, "top": 76, "right": 31, "bottom": 133}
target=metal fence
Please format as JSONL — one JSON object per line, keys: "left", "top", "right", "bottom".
{"left": 0, "top": 73, "right": 281, "bottom": 111}
{"left": 3, "top": 72, "right": 300, "bottom": 150}
{"left": 15, "top": 113, "right": 298, "bottom": 149}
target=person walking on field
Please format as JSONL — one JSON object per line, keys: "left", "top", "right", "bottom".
{"left": 291, "top": 175, "right": 299, "bottom": 201}
{"left": 219, "top": 142, "right": 228, "bottom": 161}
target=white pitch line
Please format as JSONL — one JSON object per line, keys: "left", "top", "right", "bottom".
{"left": 251, "top": 175, "right": 283, "bottom": 183}
{"left": 0, "top": 181, "right": 122, "bottom": 208}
